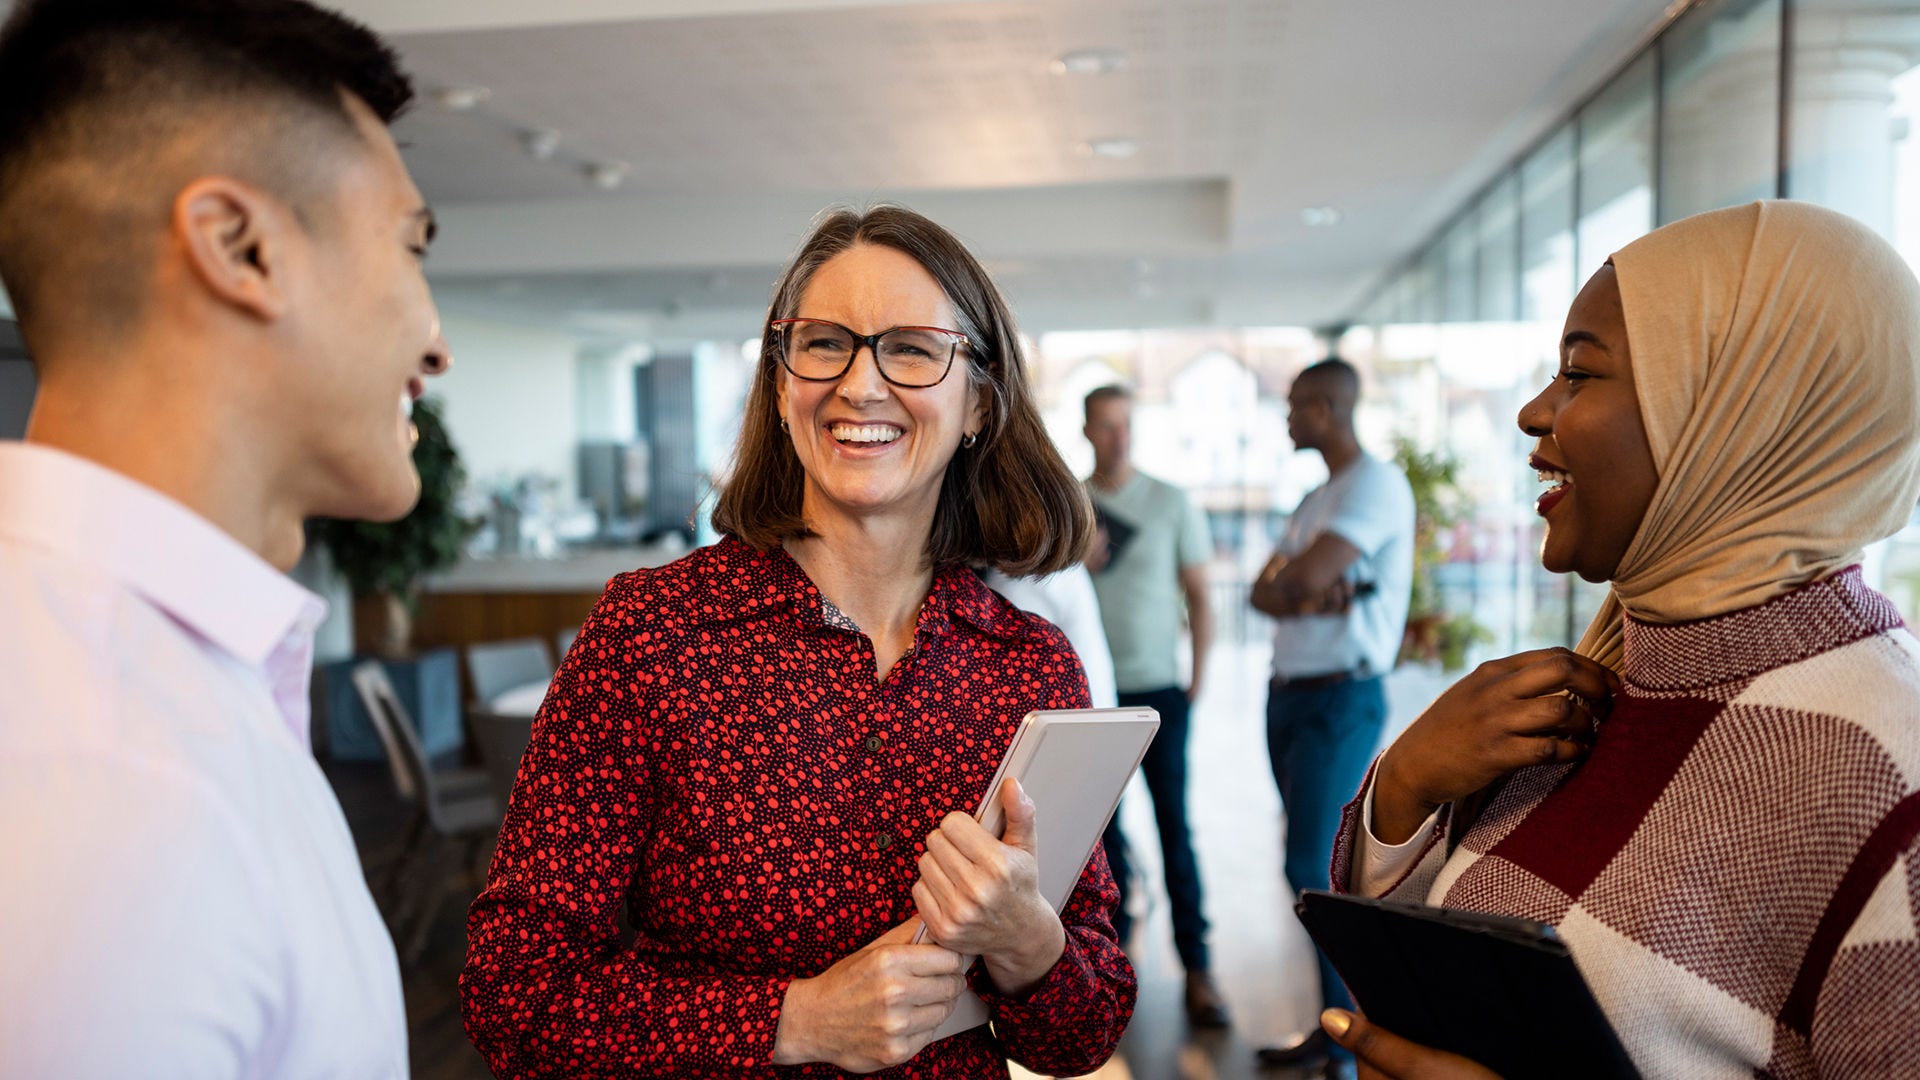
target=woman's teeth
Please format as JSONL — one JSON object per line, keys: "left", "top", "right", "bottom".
{"left": 1536, "top": 467, "right": 1572, "bottom": 489}
{"left": 831, "top": 423, "right": 902, "bottom": 445}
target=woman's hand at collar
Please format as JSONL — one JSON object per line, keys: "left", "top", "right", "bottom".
{"left": 1374, "top": 647, "right": 1619, "bottom": 845}
{"left": 1321, "top": 1009, "right": 1503, "bottom": 1079}
{"left": 913, "top": 778, "right": 1066, "bottom": 996}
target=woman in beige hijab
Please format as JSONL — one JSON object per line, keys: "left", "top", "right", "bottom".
{"left": 1319, "top": 201, "right": 1920, "bottom": 1078}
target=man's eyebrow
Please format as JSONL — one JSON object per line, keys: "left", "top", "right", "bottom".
{"left": 413, "top": 206, "right": 438, "bottom": 245}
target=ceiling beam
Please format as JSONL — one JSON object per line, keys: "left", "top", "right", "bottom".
{"left": 425, "top": 180, "right": 1231, "bottom": 276}
{"left": 328, "top": 0, "right": 985, "bottom": 35}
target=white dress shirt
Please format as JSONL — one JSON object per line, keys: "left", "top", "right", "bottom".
{"left": 1268, "top": 453, "right": 1415, "bottom": 680}
{"left": 0, "top": 443, "right": 407, "bottom": 1079}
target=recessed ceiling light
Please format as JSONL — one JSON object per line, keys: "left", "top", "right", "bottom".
{"left": 1300, "top": 206, "right": 1344, "bottom": 227}
{"left": 586, "top": 161, "right": 631, "bottom": 191}
{"left": 1050, "top": 48, "right": 1126, "bottom": 76}
{"left": 1079, "top": 137, "right": 1139, "bottom": 160}
{"left": 522, "top": 129, "right": 562, "bottom": 161}
{"left": 431, "top": 85, "right": 491, "bottom": 111}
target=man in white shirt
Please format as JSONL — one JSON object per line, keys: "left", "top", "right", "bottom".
{"left": 0, "top": 1, "right": 448, "bottom": 1075}
{"left": 1248, "top": 359, "right": 1413, "bottom": 1075}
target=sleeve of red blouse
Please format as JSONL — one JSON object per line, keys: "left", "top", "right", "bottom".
{"left": 459, "top": 580, "right": 790, "bottom": 1078}
{"left": 971, "top": 843, "right": 1136, "bottom": 1075}
{"left": 967, "top": 655, "right": 1137, "bottom": 1076}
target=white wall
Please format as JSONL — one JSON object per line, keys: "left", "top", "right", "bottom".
{"left": 434, "top": 310, "right": 584, "bottom": 499}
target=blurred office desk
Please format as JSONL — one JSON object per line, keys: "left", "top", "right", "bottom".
{"left": 397, "top": 545, "right": 681, "bottom": 673}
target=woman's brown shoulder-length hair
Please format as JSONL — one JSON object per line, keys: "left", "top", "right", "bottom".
{"left": 710, "top": 204, "right": 1094, "bottom": 577}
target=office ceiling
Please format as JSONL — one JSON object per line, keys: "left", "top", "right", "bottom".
{"left": 0, "top": 0, "right": 1677, "bottom": 339}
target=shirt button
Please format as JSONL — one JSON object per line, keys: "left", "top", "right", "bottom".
{"left": 875, "top": 831, "right": 894, "bottom": 851}
{"left": 865, "top": 735, "right": 883, "bottom": 752}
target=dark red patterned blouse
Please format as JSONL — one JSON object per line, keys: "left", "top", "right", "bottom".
{"left": 461, "top": 536, "right": 1136, "bottom": 1078}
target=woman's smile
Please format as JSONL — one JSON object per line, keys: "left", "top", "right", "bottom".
{"left": 827, "top": 421, "right": 905, "bottom": 448}
{"left": 1531, "top": 453, "right": 1572, "bottom": 517}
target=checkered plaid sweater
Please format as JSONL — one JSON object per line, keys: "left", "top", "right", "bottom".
{"left": 1333, "top": 568, "right": 1920, "bottom": 1078}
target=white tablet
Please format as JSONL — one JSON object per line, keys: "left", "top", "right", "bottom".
{"left": 922, "top": 706, "right": 1160, "bottom": 1041}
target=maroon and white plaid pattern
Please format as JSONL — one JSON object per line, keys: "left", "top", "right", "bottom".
{"left": 1335, "top": 568, "right": 1920, "bottom": 1078}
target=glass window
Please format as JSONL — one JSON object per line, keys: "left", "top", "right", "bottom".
{"left": 1659, "top": 0, "right": 1782, "bottom": 223}
{"left": 1516, "top": 128, "right": 1579, "bottom": 647}
{"left": 1787, "top": 0, "right": 1920, "bottom": 268}
{"left": 1413, "top": 243, "right": 1445, "bottom": 325}
{"left": 1577, "top": 51, "right": 1658, "bottom": 273}
{"left": 1477, "top": 174, "right": 1520, "bottom": 324}
{"left": 1441, "top": 215, "right": 1477, "bottom": 323}
{"left": 1787, "top": 0, "right": 1920, "bottom": 620}
{"left": 1570, "top": 53, "right": 1660, "bottom": 634}
{"left": 1520, "top": 127, "right": 1578, "bottom": 325}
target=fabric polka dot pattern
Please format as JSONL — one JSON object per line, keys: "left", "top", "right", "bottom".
{"left": 461, "top": 536, "right": 1137, "bottom": 1078}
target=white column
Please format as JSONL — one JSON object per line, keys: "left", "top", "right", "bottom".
{"left": 1786, "top": 6, "right": 1920, "bottom": 236}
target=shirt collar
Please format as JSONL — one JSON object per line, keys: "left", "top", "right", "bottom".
{"left": 0, "top": 442, "right": 326, "bottom": 670}
{"left": 703, "top": 535, "right": 1023, "bottom": 640}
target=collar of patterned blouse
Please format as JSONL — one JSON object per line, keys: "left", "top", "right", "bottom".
{"left": 699, "top": 534, "right": 1039, "bottom": 644}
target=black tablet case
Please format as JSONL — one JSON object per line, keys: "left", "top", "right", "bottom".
{"left": 1295, "top": 890, "right": 1639, "bottom": 1080}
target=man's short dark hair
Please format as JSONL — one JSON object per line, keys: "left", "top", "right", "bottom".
{"left": 1297, "top": 357, "right": 1359, "bottom": 394}
{"left": 1084, "top": 384, "right": 1133, "bottom": 422}
{"left": 0, "top": 0, "right": 413, "bottom": 333}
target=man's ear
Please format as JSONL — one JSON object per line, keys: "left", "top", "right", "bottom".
{"left": 172, "top": 176, "right": 291, "bottom": 323}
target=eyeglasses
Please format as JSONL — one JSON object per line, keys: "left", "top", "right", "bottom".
{"left": 771, "top": 318, "right": 970, "bottom": 389}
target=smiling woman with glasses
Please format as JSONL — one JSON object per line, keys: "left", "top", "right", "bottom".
{"left": 463, "top": 205, "right": 1131, "bottom": 1079}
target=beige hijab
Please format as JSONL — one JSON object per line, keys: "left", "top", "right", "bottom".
{"left": 1577, "top": 201, "right": 1920, "bottom": 669}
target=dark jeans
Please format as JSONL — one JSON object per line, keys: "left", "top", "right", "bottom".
{"left": 1267, "top": 675, "right": 1387, "bottom": 1015}
{"left": 1100, "top": 684, "right": 1210, "bottom": 973}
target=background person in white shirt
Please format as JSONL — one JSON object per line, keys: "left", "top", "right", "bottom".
{"left": 0, "top": 0, "right": 448, "bottom": 1075}
{"left": 1249, "top": 358, "right": 1414, "bottom": 1075}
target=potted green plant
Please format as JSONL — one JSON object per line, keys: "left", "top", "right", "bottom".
{"left": 309, "top": 396, "right": 479, "bottom": 657}
{"left": 1393, "top": 435, "right": 1493, "bottom": 672}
